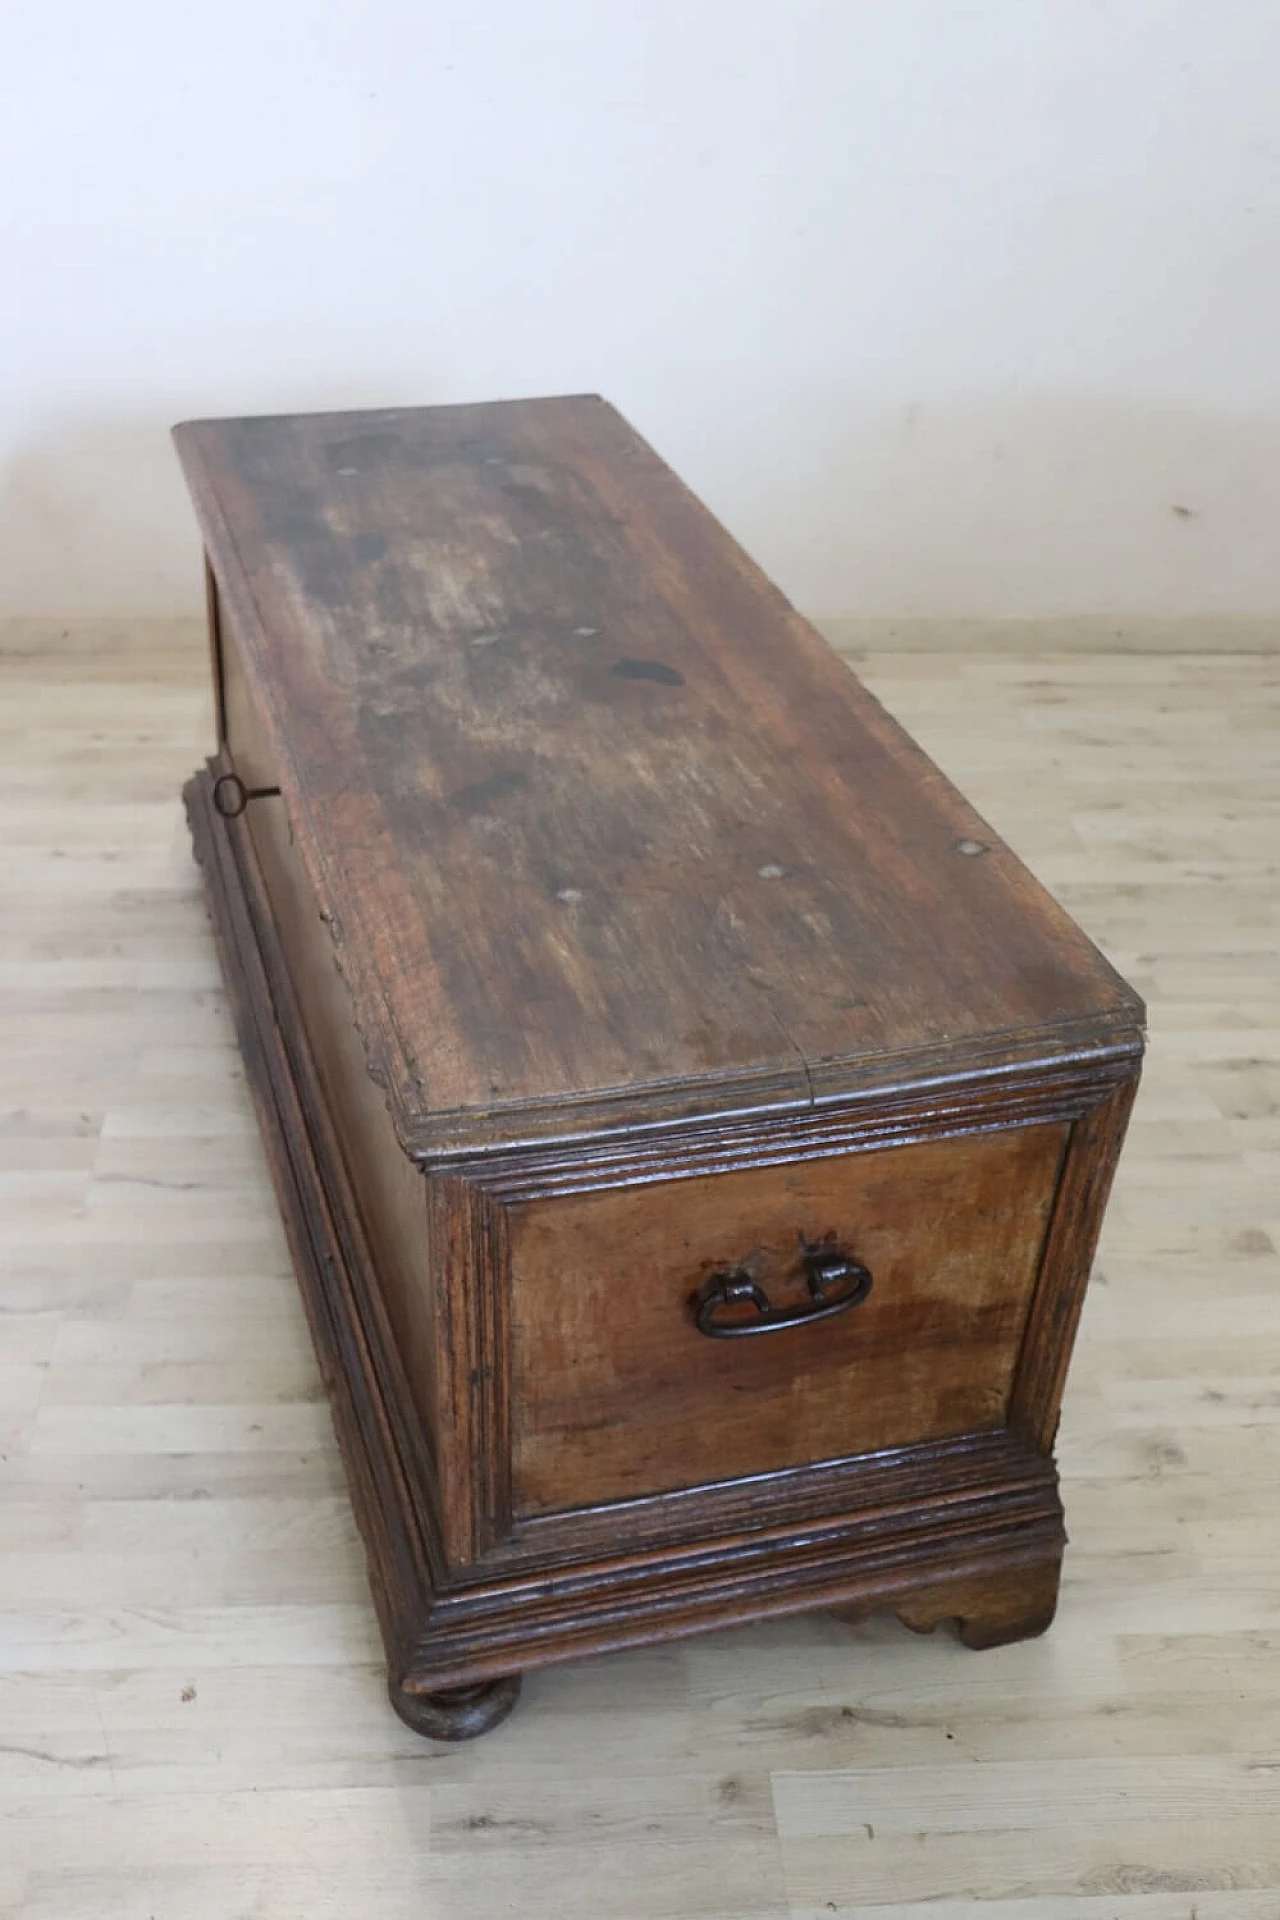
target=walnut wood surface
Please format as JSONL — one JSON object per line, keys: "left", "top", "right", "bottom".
{"left": 508, "top": 1123, "right": 1067, "bottom": 1512}
{"left": 174, "top": 398, "right": 1142, "bottom": 1159}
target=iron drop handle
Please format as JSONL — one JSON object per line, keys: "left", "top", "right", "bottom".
{"left": 694, "top": 1247, "right": 872, "bottom": 1339}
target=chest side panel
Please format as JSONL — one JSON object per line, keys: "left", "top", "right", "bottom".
{"left": 507, "top": 1121, "right": 1068, "bottom": 1515}
{"left": 219, "top": 594, "right": 440, "bottom": 1445}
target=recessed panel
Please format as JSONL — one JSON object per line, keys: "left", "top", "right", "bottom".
{"left": 509, "top": 1124, "right": 1068, "bottom": 1515}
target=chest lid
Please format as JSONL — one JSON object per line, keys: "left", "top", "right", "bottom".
{"left": 175, "top": 396, "right": 1142, "bottom": 1162}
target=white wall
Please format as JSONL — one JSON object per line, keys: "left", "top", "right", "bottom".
{"left": 4, "top": 0, "right": 1280, "bottom": 619}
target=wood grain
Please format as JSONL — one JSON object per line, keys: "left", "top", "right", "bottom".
{"left": 174, "top": 400, "right": 1142, "bottom": 1158}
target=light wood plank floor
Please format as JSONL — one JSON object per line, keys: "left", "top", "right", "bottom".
{"left": 2, "top": 627, "right": 1278, "bottom": 1919}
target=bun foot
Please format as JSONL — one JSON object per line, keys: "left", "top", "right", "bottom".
{"left": 390, "top": 1672, "right": 522, "bottom": 1741}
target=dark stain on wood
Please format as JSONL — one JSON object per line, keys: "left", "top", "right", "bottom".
{"left": 611, "top": 656, "right": 686, "bottom": 686}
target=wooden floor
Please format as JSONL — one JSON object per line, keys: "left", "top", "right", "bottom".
{"left": 2, "top": 625, "right": 1278, "bottom": 1919}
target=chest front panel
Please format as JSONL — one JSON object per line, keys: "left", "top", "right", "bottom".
{"left": 507, "top": 1122, "right": 1068, "bottom": 1516}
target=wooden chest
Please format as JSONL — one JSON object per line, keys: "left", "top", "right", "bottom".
{"left": 177, "top": 397, "right": 1143, "bottom": 1740}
